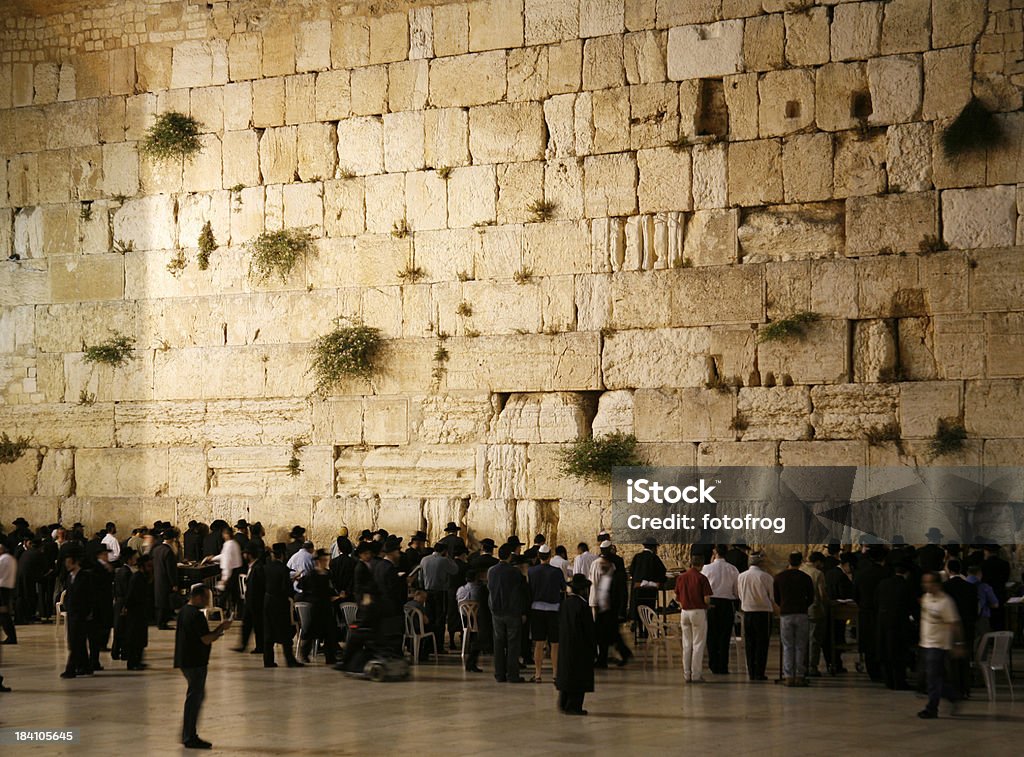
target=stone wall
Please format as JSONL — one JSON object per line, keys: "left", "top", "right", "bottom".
{"left": 1, "top": 0, "right": 1023, "bottom": 558}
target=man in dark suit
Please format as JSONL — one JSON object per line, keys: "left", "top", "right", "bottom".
{"left": 943, "top": 559, "right": 978, "bottom": 697}
{"left": 151, "top": 530, "right": 178, "bottom": 629}
{"left": 263, "top": 543, "right": 302, "bottom": 668}
{"left": 182, "top": 521, "right": 204, "bottom": 564}
{"left": 876, "top": 562, "right": 916, "bottom": 690}
{"left": 556, "top": 574, "right": 596, "bottom": 715}
{"left": 61, "top": 549, "right": 93, "bottom": 678}
{"left": 854, "top": 546, "right": 891, "bottom": 682}
{"left": 629, "top": 537, "right": 667, "bottom": 637}
{"left": 235, "top": 544, "right": 266, "bottom": 655}
{"left": 982, "top": 545, "right": 1010, "bottom": 630}
{"left": 918, "top": 529, "right": 945, "bottom": 573}
{"left": 88, "top": 545, "right": 116, "bottom": 671}
{"left": 123, "top": 553, "right": 152, "bottom": 670}
{"left": 438, "top": 522, "right": 466, "bottom": 555}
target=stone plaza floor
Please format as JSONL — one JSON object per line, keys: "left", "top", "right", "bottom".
{"left": 0, "top": 623, "right": 1021, "bottom": 755}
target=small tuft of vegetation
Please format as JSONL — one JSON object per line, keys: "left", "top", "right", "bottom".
{"left": 457, "top": 270, "right": 473, "bottom": 282}
{"left": 681, "top": 257, "right": 694, "bottom": 268}
{"left": 431, "top": 337, "right": 450, "bottom": 383}
{"left": 83, "top": 332, "right": 135, "bottom": 366}
{"left": 600, "top": 326, "right": 617, "bottom": 339}
{"left": 437, "top": 166, "right": 453, "bottom": 180}
{"left": 918, "top": 235, "right": 948, "bottom": 255}
{"left": 0, "top": 432, "right": 32, "bottom": 465}
{"left": 941, "top": 98, "right": 1004, "bottom": 159}
{"left": 112, "top": 239, "right": 135, "bottom": 255}
{"left": 338, "top": 167, "right": 357, "bottom": 180}
{"left": 287, "top": 437, "right": 306, "bottom": 477}
{"left": 472, "top": 220, "right": 494, "bottom": 229}
{"left": 757, "top": 311, "right": 821, "bottom": 343}
{"left": 229, "top": 183, "right": 245, "bottom": 194}
{"left": 527, "top": 199, "right": 557, "bottom": 222}
{"left": 558, "top": 432, "right": 642, "bottom": 484}
{"left": 929, "top": 417, "right": 967, "bottom": 458}
{"left": 464, "top": 328, "right": 480, "bottom": 337}
{"left": 309, "top": 320, "right": 385, "bottom": 395}
{"left": 167, "top": 249, "right": 188, "bottom": 276}
{"left": 78, "top": 388, "right": 96, "bottom": 406}
{"left": 397, "top": 264, "right": 426, "bottom": 283}
{"left": 248, "top": 228, "right": 315, "bottom": 282}
{"left": 197, "top": 221, "right": 217, "bottom": 270}
{"left": 866, "top": 421, "right": 902, "bottom": 447}
{"left": 455, "top": 301, "right": 473, "bottom": 317}
{"left": 112, "top": 194, "right": 127, "bottom": 204}
{"left": 513, "top": 267, "right": 535, "bottom": 285}
{"left": 79, "top": 202, "right": 93, "bottom": 221}
{"left": 141, "top": 111, "right": 204, "bottom": 162}
{"left": 729, "top": 413, "right": 749, "bottom": 433}
{"left": 392, "top": 218, "right": 411, "bottom": 239}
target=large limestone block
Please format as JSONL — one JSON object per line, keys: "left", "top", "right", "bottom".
{"left": 411, "top": 392, "right": 496, "bottom": 445}
{"left": 205, "top": 398, "right": 310, "bottom": 446}
{"left": 336, "top": 445, "right": 476, "bottom": 498}
{"left": 0, "top": 260, "right": 49, "bottom": 307}
{"left": 297, "top": 123, "right": 337, "bottom": 181}
{"left": 623, "top": 30, "right": 665, "bottom": 84}
{"left": 465, "top": 497, "right": 516, "bottom": 543}
{"left": 228, "top": 32, "right": 262, "bottom": 81}
{"left": 171, "top": 40, "right": 228, "bottom": 89}
{"left": 922, "top": 46, "right": 972, "bottom": 122}
{"left": 469, "top": 0, "right": 524, "bottom": 51}
{"left": 514, "top": 498, "right": 559, "bottom": 545}
{"left": 404, "top": 171, "right": 447, "bottom": 232}
{"left": 383, "top": 111, "right": 425, "bottom": 173}
{"left": 667, "top": 21, "right": 743, "bottom": 80}
{"left": 222, "top": 130, "right": 260, "bottom": 188}
{"left": 447, "top": 165, "right": 497, "bottom": 227}
{"left": 113, "top": 195, "right": 177, "bottom": 251}
{"left": 469, "top": 103, "right": 546, "bottom": 163}
{"left": 445, "top": 333, "right": 602, "bottom": 392}
{"left": 168, "top": 448, "right": 209, "bottom": 497}
{"left": 45, "top": 100, "right": 99, "bottom": 150}
{"left": 846, "top": 192, "right": 937, "bottom": 255}
{"left": 101, "top": 142, "right": 140, "bottom": 198}
{"left": 477, "top": 444, "right": 528, "bottom": 499}
{"left": 63, "top": 496, "right": 177, "bottom": 535}
{"left": 522, "top": 220, "right": 590, "bottom": 276}
{"left": 364, "top": 173, "right": 406, "bottom": 234}
{"left": 64, "top": 350, "right": 155, "bottom": 403}
{"left": 867, "top": 54, "right": 922, "bottom": 126}
{"left": 757, "top": 317, "right": 850, "bottom": 385}
{"left": 208, "top": 445, "right": 333, "bottom": 497}
{"left": 311, "top": 398, "right": 363, "bottom": 446}
{"left": 497, "top": 161, "right": 545, "bottom": 224}
{"left": 311, "top": 495, "right": 378, "bottom": 547}
{"left": 602, "top": 327, "right": 711, "bottom": 389}
{"left": 779, "top": 440, "right": 867, "bottom": 467}
{"left": 251, "top": 78, "right": 284, "bottom": 128}
{"left": 743, "top": 12, "right": 784, "bottom": 72}
{"left": 363, "top": 397, "right": 410, "bottom": 445}
{"left": 36, "top": 448, "right": 74, "bottom": 497}
{"left": 525, "top": 444, "right": 610, "bottom": 500}
{"left": 429, "top": 51, "right": 506, "bottom": 107}
{"left": 583, "top": 153, "right": 638, "bottom": 217}
{"left": 181, "top": 134, "right": 223, "bottom": 193}
{"left": 555, "top": 499, "right": 608, "bottom": 549}
{"left": 758, "top": 69, "right": 815, "bottom": 137}
{"left": 815, "top": 62, "right": 869, "bottom": 132}
{"left": 965, "top": 380, "right": 1024, "bottom": 438}
{"left": 424, "top": 497, "right": 470, "bottom": 544}
{"left": 899, "top": 381, "right": 960, "bottom": 439}
{"left": 314, "top": 70, "right": 351, "bottom": 121}
{"left": 736, "top": 386, "right": 812, "bottom": 441}
{"left": 830, "top": 1, "right": 882, "bottom": 61}
{"left": 258, "top": 127, "right": 297, "bottom": 185}
{"left": 810, "top": 384, "right": 898, "bottom": 440}
{"left": 853, "top": 319, "right": 897, "bottom": 383}
{"left": 0, "top": 449, "right": 39, "bottom": 496}
{"left": 970, "top": 249, "right": 1024, "bottom": 314}
{"left": 886, "top": 122, "right": 932, "bottom": 192}
{"left": 669, "top": 265, "right": 763, "bottom": 326}
{"left": 457, "top": 279, "right": 542, "bottom": 334}
{"left": 835, "top": 131, "right": 888, "bottom": 197}
{"left": 591, "top": 390, "right": 635, "bottom": 437}
{"left": 0, "top": 403, "right": 114, "bottom": 448}
{"left": 738, "top": 203, "right": 844, "bottom": 263}
{"left": 931, "top": 0, "right": 986, "bottom": 48}
{"left": 296, "top": 20, "right": 332, "bottom": 72}
{"left": 727, "top": 139, "right": 783, "bottom": 206}
{"left": 351, "top": 68, "right": 387, "bottom": 116}
{"left": 942, "top": 187, "right": 1017, "bottom": 250}
{"left": 634, "top": 387, "right": 733, "bottom": 443}
{"left": 492, "top": 392, "right": 591, "bottom": 444}
{"left": 114, "top": 401, "right": 206, "bottom": 446}
{"left": 987, "top": 312, "right": 1024, "bottom": 379}
{"left": 49, "top": 254, "right": 125, "bottom": 304}
{"left": 637, "top": 147, "right": 692, "bottom": 213}
{"left": 75, "top": 447, "right": 169, "bottom": 497}
{"left": 424, "top": 107, "right": 470, "bottom": 169}
{"left": 337, "top": 117, "right": 384, "bottom": 176}
{"left": 785, "top": 6, "right": 829, "bottom": 66}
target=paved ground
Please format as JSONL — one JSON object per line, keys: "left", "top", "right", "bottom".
{"left": 0, "top": 623, "right": 1021, "bottom": 755}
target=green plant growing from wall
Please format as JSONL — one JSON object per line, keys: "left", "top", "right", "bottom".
{"left": 112, "top": 239, "right": 135, "bottom": 255}
{"left": 941, "top": 98, "right": 1004, "bottom": 158}
{"left": 918, "top": 235, "right": 948, "bottom": 255}
{"left": 865, "top": 421, "right": 903, "bottom": 451}
{"left": 397, "top": 264, "right": 426, "bottom": 283}
{"left": 287, "top": 437, "right": 306, "bottom": 477}
{"left": 391, "top": 218, "right": 411, "bottom": 238}
{"left": 431, "top": 336, "right": 450, "bottom": 383}
{"left": 229, "top": 184, "right": 245, "bottom": 212}
{"left": 558, "top": 432, "right": 642, "bottom": 484}
{"left": 247, "top": 228, "right": 314, "bottom": 282}
{"left": 0, "top": 432, "right": 31, "bottom": 465}
{"left": 78, "top": 389, "right": 96, "bottom": 406}
{"left": 167, "top": 249, "right": 188, "bottom": 276}
{"left": 79, "top": 202, "right": 93, "bottom": 221}
{"left": 141, "top": 111, "right": 204, "bottom": 161}
{"left": 197, "top": 221, "right": 217, "bottom": 270}
{"left": 457, "top": 270, "right": 473, "bottom": 282}
{"left": 527, "top": 199, "right": 557, "bottom": 222}
{"left": 83, "top": 332, "right": 135, "bottom": 366}
{"left": 437, "top": 166, "right": 453, "bottom": 180}
{"left": 464, "top": 328, "right": 480, "bottom": 337}
{"left": 455, "top": 301, "right": 473, "bottom": 317}
{"left": 513, "top": 267, "right": 534, "bottom": 285}
{"left": 757, "top": 311, "right": 820, "bottom": 343}
{"left": 929, "top": 417, "right": 967, "bottom": 458}
{"left": 309, "top": 320, "right": 384, "bottom": 396}
{"left": 729, "top": 413, "right": 749, "bottom": 433}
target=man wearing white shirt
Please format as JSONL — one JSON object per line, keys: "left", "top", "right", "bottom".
{"left": 550, "top": 545, "right": 572, "bottom": 580}
{"left": 918, "top": 572, "right": 962, "bottom": 719}
{"left": 702, "top": 544, "right": 739, "bottom": 675}
{"left": 737, "top": 553, "right": 775, "bottom": 680}
{"left": 212, "top": 525, "right": 243, "bottom": 615}
{"left": 571, "top": 542, "right": 596, "bottom": 579}
{"left": 0, "top": 542, "right": 17, "bottom": 644}
{"left": 101, "top": 522, "right": 121, "bottom": 563}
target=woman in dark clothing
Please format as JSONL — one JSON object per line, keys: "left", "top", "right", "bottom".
{"left": 556, "top": 574, "right": 596, "bottom": 716}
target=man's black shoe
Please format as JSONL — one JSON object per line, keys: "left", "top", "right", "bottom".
{"left": 917, "top": 709, "right": 938, "bottom": 719}
{"left": 565, "top": 709, "right": 588, "bottom": 716}
{"left": 507, "top": 677, "right": 526, "bottom": 683}
{"left": 465, "top": 665, "right": 483, "bottom": 672}
{"left": 183, "top": 737, "right": 213, "bottom": 749}
{"left": 59, "top": 671, "right": 76, "bottom": 679}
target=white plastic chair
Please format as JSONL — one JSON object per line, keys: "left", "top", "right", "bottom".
{"left": 404, "top": 606, "right": 437, "bottom": 664}
{"left": 976, "top": 631, "right": 1014, "bottom": 701}
{"left": 458, "top": 601, "right": 479, "bottom": 662}
{"left": 55, "top": 590, "right": 67, "bottom": 642}
{"left": 338, "top": 602, "right": 358, "bottom": 647}
{"left": 637, "top": 605, "right": 676, "bottom": 667}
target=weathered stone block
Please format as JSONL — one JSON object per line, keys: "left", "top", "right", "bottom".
{"left": 447, "top": 165, "right": 497, "bottom": 228}
{"left": 846, "top": 192, "right": 937, "bottom": 255}
{"left": 758, "top": 69, "right": 815, "bottom": 137}
{"left": 815, "top": 62, "right": 869, "bottom": 132}
{"left": 899, "top": 381, "right": 960, "bottom": 439}
{"left": 50, "top": 254, "right": 125, "bottom": 303}
{"left": 941, "top": 186, "right": 1018, "bottom": 250}
{"left": 251, "top": 77, "right": 284, "bottom": 128}
{"left": 468, "top": 0, "right": 524, "bottom": 51}
{"left": 831, "top": 1, "right": 882, "bottom": 61}
{"left": 228, "top": 32, "right": 262, "bottom": 81}
{"left": 76, "top": 448, "right": 169, "bottom": 497}
{"left": 296, "top": 20, "right": 332, "bottom": 72}
{"left": 965, "top": 380, "right": 1024, "bottom": 439}
{"left": 337, "top": 116, "right": 384, "bottom": 176}
{"left": 853, "top": 319, "right": 897, "bottom": 382}
{"left": 258, "top": 127, "right": 297, "bottom": 185}
{"left": 492, "top": 393, "right": 590, "bottom": 443}
{"left": 737, "top": 386, "right": 812, "bottom": 441}
{"left": 866, "top": 54, "right": 922, "bottom": 125}
{"left": 389, "top": 60, "right": 429, "bottom": 111}
{"left": 932, "top": 0, "right": 986, "bottom": 49}
{"left": 350, "top": 65, "right": 388, "bottom": 116}
{"left": 637, "top": 147, "right": 692, "bottom": 213}
{"left": 170, "top": 40, "right": 228, "bottom": 89}
{"left": 811, "top": 384, "right": 898, "bottom": 440}
{"left": 602, "top": 327, "right": 710, "bottom": 388}
{"left": 583, "top": 153, "right": 637, "bottom": 217}
{"left": 469, "top": 102, "right": 546, "bottom": 163}
{"left": 757, "top": 318, "right": 850, "bottom": 385}
{"left": 429, "top": 51, "right": 506, "bottom": 107}
{"left": 383, "top": 111, "right": 425, "bottom": 173}
{"left": 445, "top": 333, "right": 601, "bottom": 392}
{"left": 728, "top": 139, "right": 783, "bottom": 207}
{"left": 738, "top": 203, "right": 845, "bottom": 263}
{"left": 667, "top": 20, "right": 743, "bottom": 80}
{"left": 582, "top": 34, "right": 625, "bottom": 90}
{"left": 525, "top": 0, "right": 579, "bottom": 45}
{"left": 785, "top": 5, "right": 830, "bottom": 66}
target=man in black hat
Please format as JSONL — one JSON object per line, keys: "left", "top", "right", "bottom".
{"left": 439, "top": 522, "right": 465, "bottom": 556}
{"left": 298, "top": 549, "right": 340, "bottom": 664}
{"left": 120, "top": 550, "right": 152, "bottom": 670}
{"left": 472, "top": 538, "right": 499, "bottom": 573}
{"left": 629, "top": 537, "right": 667, "bottom": 638}
{"left": 337, "top": 540, "right": 381, "bottom": 672}
{"left": 876, "top": 561, "right": 917, "bottom": 690}
{"left": 854, "top": 545, "right": 891, "bottom": 681}
{"left": 402, "top": 531, "right": 428, "bottom": 574}
{"left": 556, "top": 574, "right": 595, "bottom": 715}
{"left": 419, "top": 542, "right": 458, "bottom": 652}
{"left": 981, "top": 544, "right": 1010, "bottom": 630}
{"left": 202, "top": 521, "right": 225, "bottom": 559}
{"left": 487, "top": 543, "right": 527, "bottom": 683}
{"left": 263, "top": 543, "right": 302, "bottom": 668}
{"left": 88, "top": 543, "right": 116, "bottom": 671}
{"left": 61, "top": 547, "right": 93, "bottom": 678}
{"left": 505, "top": 535, "right": 525, "bottom": 555}
{"left": 151, "top": 529, "right": 179, "bottom": 630}
{"left": 234, "top": 544, "right": 266, "bottom": 655}
{"left": 285, "top": 526, "right": 306, "bottom": 559}
{"left": 373, "top": 536, "right": 407, "bottom": 655}
{"left": 174, "top": 584, "right": 232, "bottom": 750}
{"left": 232, "top": 520, "right": 250, "bottom": 552}
{"left": 183, "top": 521, "right": 204, "bottom": 563}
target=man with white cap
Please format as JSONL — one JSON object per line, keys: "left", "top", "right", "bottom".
{"left": 589, "top": 541, "right": 632, "bottom": 667}
{"left": 528, "top": 544, "right": 566, "bottom": 682}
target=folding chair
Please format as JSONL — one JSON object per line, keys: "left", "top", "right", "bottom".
{"left": 458, "top": 601, "right": 480, "bottom": 663}
{"left": 404, "top": 606, "right": 437, "bottom": 664}
{"left": 976, "top": 631, "right": 1015, "bottom": 702}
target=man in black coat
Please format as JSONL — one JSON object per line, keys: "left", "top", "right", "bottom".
{"left": 151, "top": 530, "right": 178, "bottom": 629}
{"left": 182, "top": 521, "right": 204, "bottom": 564}
{"left": 202, "top": 521, "right": 225, "bottom": 559}
{"left": 263, "top": 543, "right": 302, "bottom": 668}
{"left": 876, "top": 562, "right": 916, "bottom": 690}
{"left": 853, "top": 546, "right": 891, "bottom": 682}
{"left": 371, "top": 536, "right": 406, "bottom": 655}
{"left": 88, "top": 545, "right": 116, "bottom": 671}
{"left": 60, "top": 549, "right": 93, "bottom": 678}
{"left": 438, "top": 522, "right": 466, "bottom": 555}
{"left": 982, "top": 545, "right": 1010, "bottom": 630}
{"left": 298, "top": 549, "right": 341, "bottom": 664}
{"left": 629, "top": 537, "right": 667, "bottom": 637}
{"left": 16, "top": 537, "right": 46, "bottom": 624}
{"left": 122, "top": 553, "right": 152, "bottom": 670}
{"left": 235, "top": 545, "right": 266, "bottom": 655}
{"left": 918, "top": 529, "right": 945, "bottom": 573}
{"left": 943, "top": 559, "right": 978, "bottom": 697}
{"left": 556, "top": 574, "right": 596, "bottom": 715}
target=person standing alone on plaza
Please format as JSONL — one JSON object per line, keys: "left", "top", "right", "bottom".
{"left": 675, "top": 553, "right": 713, "bottom": 682}
{"left": 774, "top": 552, "right": 815, "bottom": 687}
{"left": 174, "top": 584, "right": 232, "bottom": 750}
{"left": 736, "top": 552, "right": 776, "bottom": 681}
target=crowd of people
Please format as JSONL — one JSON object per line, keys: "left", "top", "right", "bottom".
{"left": 0, "top": 515, "right": 1019, "bottom": 745}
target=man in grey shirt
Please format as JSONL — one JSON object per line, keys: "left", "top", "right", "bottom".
{"left": 419, "top": 543, "right": 457, "bottom": 653}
